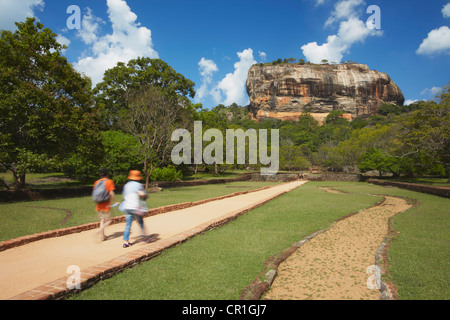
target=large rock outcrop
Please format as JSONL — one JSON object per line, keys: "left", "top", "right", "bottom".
{"left": 246, "top": 63, "right": 404, "bottom": 122}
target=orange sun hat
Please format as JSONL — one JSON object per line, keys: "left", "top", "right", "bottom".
{"left": 128, "top": 170, "right": 143, "bottom": 181}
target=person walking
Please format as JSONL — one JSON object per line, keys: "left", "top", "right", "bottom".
{"left": 93, "top": 168, "right": 117, "bottom": 241}
{"left": 121, "top": 170, "right": 148, "bottom": 248}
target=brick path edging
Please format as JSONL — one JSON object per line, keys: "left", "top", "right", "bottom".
{"left": 368, "top": 179, "right": 450, "bottom": 198}
{"left": 6, "top": 183, "right": 297, "bottom": 300}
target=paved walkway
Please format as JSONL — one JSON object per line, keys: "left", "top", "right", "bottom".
{"left": 0, "top": 180, "right": 306, "bottom": 300}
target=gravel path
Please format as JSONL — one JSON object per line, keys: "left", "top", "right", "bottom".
{"left": 264, "top": 194, "right": 412, "bottom": 300}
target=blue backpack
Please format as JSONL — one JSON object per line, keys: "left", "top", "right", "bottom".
{"left": 92, "top": 179, "right": 110, "bottom": 203}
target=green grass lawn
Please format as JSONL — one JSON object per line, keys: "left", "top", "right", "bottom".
{"left": 0, "top": 181, "right": 281, "bottom": 242}
{"left": 0, "top": 172, "right": 90, "bottom": 189}
{"left": 68, "top": 181, "right": 449, "bottom": 300}
{"left": 0, "top": 170, "right": 256, "bottom": 189}
{"left": 69, "top": 181, "right": 383, "bottom": 300}
{"left": 1, "top": 180, "right": 448, "bottom": 300}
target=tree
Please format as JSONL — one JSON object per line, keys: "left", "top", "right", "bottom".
{"left": 359, "top": 148, "right": 407, "bottom": 177}
{"left": 0, "top": 18, "right": 97, "bottom": 188}
{"left": 61, "top": 124, "right": 104, "bottom": 182}
{"left": 280, "top": 145, "right": 311, "bottom": 171}
{"left": 278, "top": 116, "right": 320, "bottom": 153}
{"left": 350, "top": 117, "right": 368, "bottom": 129}
{"left": 118, "top": 85, "right": 182, "bottom": 189}
{"left": 197, "top": 108, "right": 228, "bottom": 175}
{"left": 94, "top": 57, "right": 196, "bottom": 129}
{"left": 325, "top": 110, "right": 349, "bottom": 125}
{"left": 378, "top": 103, "right": 403, "bottom": 116}
{"left": 297, "top": 113, "right": 319, "bottom": 131}
{"left": 324, "top": 124, "right": 397, "bottom": 171}
{"left": 378, "top": 103, "right": 420, "bottom": 117}
{"left": 100, "top": 130, "right": 142, "bottom": 182}
{"left": 395, "top": 87, "right": 450, "bottom": 181}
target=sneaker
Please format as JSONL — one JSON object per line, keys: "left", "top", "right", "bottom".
{"left": 123, "top": 242, "right": 132, "bottom": 248}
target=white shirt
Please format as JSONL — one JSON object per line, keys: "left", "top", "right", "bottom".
{"left": 122, "top": 181, "right": 145, "bottom": 210}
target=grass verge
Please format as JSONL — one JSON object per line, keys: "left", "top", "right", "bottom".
{"left": 3, "top": 180, "right": 447, "bottom": 300}
{"left": 68, "top": 181, "right": 382, "bottom": 300}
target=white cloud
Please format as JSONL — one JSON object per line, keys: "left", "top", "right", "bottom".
{"left": 73, "top": 0, "right": 158, "bottom": 86}
{"left": 442, "top": 3, "right": 450, "bottom": 18}
{"left": 211, "top": 48, "right": 257, "bottom": 106}
{"left": 302, "top": 17, "right": 381, "bottom": 64}
{"left": 421, "top": 86, "right": 442, "bottom": 97}
{"left": 417, "top": 4, "right": 450, "bottom": 56}
{"left": 404, "top": 99, "right": 418, "bottom": 106}
{"left": 258, "top": 51, "right": 267, "bottom": 62}
{"left": 77, "top": 7, "right": 105, "bottom": 45}
{"left": 0, "top": 0, "right": 44, "bottom": 31}
{"left": 325, "top": 0, "right": 365, "bottom": 27}
{"left": 301, "top": 0, "right": 381, "bottom": 64}
{"left": 196, "top": 58, "right": 218, "bottom": 101}
{"left": 416, "top": 26, "right": 450, "bottom": 56}
{"left": 301, "top": 36, "right": 344, "bottom": 64}
{"left": 56, "top": 34, "right": 71, "bottom": 52}
{"left": 339, "top": 17, "right": 374, "bottom": 43}
{"left": 199, "top": 58, "right": 219, "bottom": 79}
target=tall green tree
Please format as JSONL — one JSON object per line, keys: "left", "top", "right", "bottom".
{"left": 396, "top": 86, "right": 450, "bottom": 181}
{"left": 325, "top": 110, "right": 350, "bottom": 126}
{"left": 359, "top": 148, "right": 411, "bottom": 177}
{"left": 100, "top": 130, "right": 142, "bottom": 181}
{"left": 0, "top": 18, "right": 98, "bottom": 188}
{"left": 280, "top": 144, "right": 311, "bottom": 171}
{"left": 94, "top": 57, "right": 196, "bottom": 129}
{"left": 197, "top": 108, "right": 228, "bottom": 175}
{"left": 321, "top": 124, "right": 396, "bottom": 171}
{"left": 118, "top": 85, "right": 183, "bottom": 188}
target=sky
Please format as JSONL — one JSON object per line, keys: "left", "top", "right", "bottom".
{"left": 1, "top": 0, "right": 449, "bottom": 109}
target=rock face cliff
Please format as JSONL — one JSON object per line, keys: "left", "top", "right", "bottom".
{"left": 246, "top": 63, "right": 404, "bottom": 121}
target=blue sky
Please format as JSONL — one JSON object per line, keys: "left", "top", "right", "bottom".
{"left": 1, "top": 0, "right": 449, "bottom": 109}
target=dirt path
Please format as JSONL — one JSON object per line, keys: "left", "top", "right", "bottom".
{"left": 264, "top": 192, "right": 412, "bottom": 300}
{"left": 0, "top": 180, "right": 306, "bottom": 300}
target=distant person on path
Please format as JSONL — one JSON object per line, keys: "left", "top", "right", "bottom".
{"left": 93, "top": 168, "right": 117, "bottom": 241}
{"left": 122, "top": 170, "right": 148, "bottom": 248}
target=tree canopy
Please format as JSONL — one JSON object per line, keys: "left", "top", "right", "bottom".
{"left": 0, "top": 18, "right": 99, "bottom": 188}
{"left": 1, "top": 18, "right": 448, "bottom": 188}
{"left": 93, "top": 57, "right": 196, "bottom": 129}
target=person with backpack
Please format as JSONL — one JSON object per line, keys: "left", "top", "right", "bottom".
{"left": 121, "top": 170, "right": 148, "bottom": 248}
{"left": 93, "top": 168, "right": 117, "bottom": 241}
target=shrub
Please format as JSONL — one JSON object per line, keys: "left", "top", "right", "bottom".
{"left": 150, "top": 166, "right": 182, "bottom": 181}
{"left": 112, "top": 174, "right": 128, "bottom": 186}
